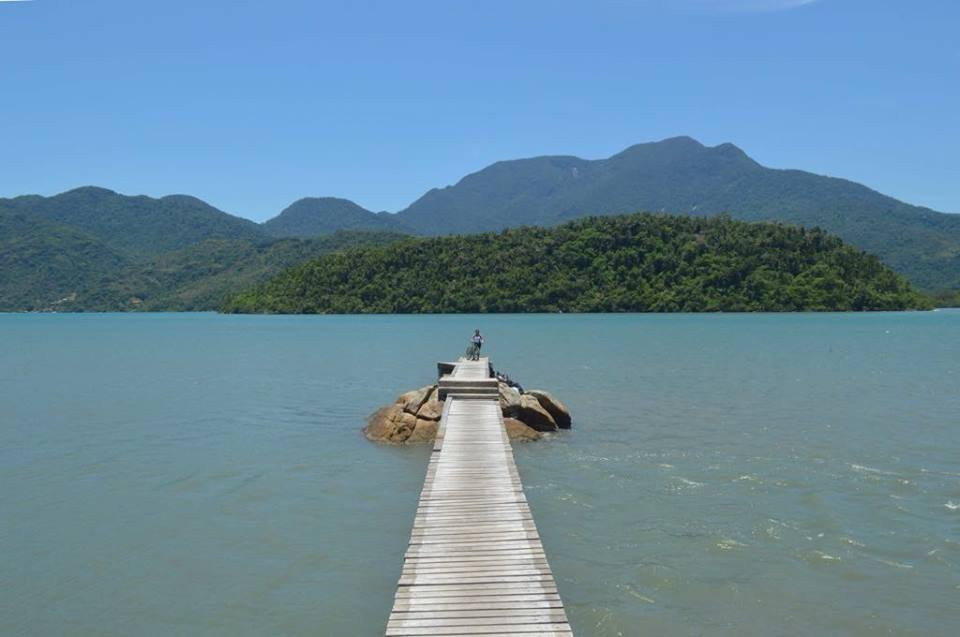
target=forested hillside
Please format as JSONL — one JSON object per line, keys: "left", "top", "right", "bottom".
{"left": 222, "top": 213, "right": 929, "bottom": 314}
{"left": 0, "top": 186, "right": 267, "bottom": 256}
{"left": 0, "top": 212, "right": 129, "bottom": 311}
{"left": 393, "top": 138, "right": 960, "bottom": 291}
{"left": 0, "top": 215, "right": 403, "bottom": 312}
{"left": 60, "top": 231, "right": 406, "bottom": 312}
{"left": 4, "top": 136, "right": 959, "bottom": 311}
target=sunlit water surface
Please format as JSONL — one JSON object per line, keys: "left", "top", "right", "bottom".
{"left": 2, "top": 312, "right": 958, "bottom": 636}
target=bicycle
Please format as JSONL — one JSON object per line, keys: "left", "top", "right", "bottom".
{"left": 464, "top": 342, "right": 480, "bottom": 361}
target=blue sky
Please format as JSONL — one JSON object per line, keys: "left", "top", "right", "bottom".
{"left": 1, "top": 0, "right": 957, "bottom": 221}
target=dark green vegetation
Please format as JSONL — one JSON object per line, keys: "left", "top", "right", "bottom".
{"left": 391, "top": 137, "right": 960, "bottom": 292}
{"left": 0, "top": 187, "right": 405, "bottom": 311}
{"left": 222, "top": 214, "right": 930, "bottom": 314}
{"left": 221, "top": 138, "right": 960, "bottom": 292}
{"left": 0, "top": 186, "right": 264, "bottom": 256}
{"left": 0, "top": 202, "right": 403, "bottom": 311}
{"left": 61, "top": 231, "right": 406, "bottom": 312}
{"left": 928, "top": 289, "right": 960, "bottom": 308}
{"left": 246, "top": 137, "right": 960, "bottom": 293}
{"left": 262, "top": 197, "right": 410, "bottom": 237}
{"left": 3, "top": 137, "right": 959, "bottom": 311}
{"left": 0, "top": 211, "right": 127, "bottom": 311}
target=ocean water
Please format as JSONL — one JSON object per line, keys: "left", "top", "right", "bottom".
{"left": 1, "top": 311, "right": 958, "bottom": 636}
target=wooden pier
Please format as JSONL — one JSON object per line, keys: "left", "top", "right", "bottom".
{"left": 386, "top": 358, "right": 573, "bottom": 636}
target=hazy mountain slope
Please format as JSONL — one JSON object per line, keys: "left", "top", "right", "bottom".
{"left": 63, "top": 230, "right": 408, "bottom": 311}
{"left": 394, "top": 137, "right": 960, "bottom": 290}
{"left": 262, "top": 197, "right": 411, "bottom": 237}
{"left": 0, "top": 211, "right": 129, "bottom": 311}
{"left": 0, "top": 186, "right": 268, "bottom": 257}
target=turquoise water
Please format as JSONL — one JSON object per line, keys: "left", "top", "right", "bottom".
{"left": 2, "top": 312, "right": 958, "bottom": 636}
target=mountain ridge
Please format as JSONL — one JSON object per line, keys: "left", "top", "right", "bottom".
{"left": 387, "top": 138, "right": 960, "bottom": 289}
{"left": 0, "top": 186, "right": 267, "bottom": 257}
{"left": 3, "top": 136, "right": 959, "bottom": 302}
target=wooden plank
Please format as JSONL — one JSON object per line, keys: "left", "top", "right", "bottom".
{"left": 386, "top": 624, "right": 573, "bottom": 636}
{"left": 391, "top": 596, "right": 562, "bottom": 609}
{"left": 406, "top": 538, "right": 543, "bottom": 550}
{"left": 390, "top": 610, "right": 569, "bottom": 621}
{"left": 404, "top": 557, "right": 548, "bottom": 568}
{"left": 403, "top": 564, "right": 552, "bottom": 575}
{"left": 388, "top": 613, "right": 569, "bottom": 627}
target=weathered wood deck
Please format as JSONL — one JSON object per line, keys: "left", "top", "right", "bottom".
{"left": 386, "top": 358, "right": 572, "bottom": 636}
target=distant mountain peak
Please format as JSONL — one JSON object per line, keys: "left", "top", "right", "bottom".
{"left": 161, "top": 194, "right": 209, "bottom": 204}
{"left": 262, "top": 196, "right": 409, "bottom": 238}
{"left": 284, "top": 196, "right": 366, "bottom": 210}
{"left": 0, "top": 186, "right": 265, "bottom": 257}
{"left": 60, "top": 185, "right": 119, "bottom": 198}
{"left": 655, "top": 135, "right": 704, "bottom": 147}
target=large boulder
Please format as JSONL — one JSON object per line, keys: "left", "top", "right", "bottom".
{"left": 498, "top": 383, "right": 523, "bottom": 415}
{"left": 516, "top": 394, "right": 558, "bottom": 432}
{"left": 364, "top": 404, "right": 418, "bottom": 443}
{"left": 416, "top": 388, "right": 444, "bottom": 421}
{"left": 526, "top": 389, "right": 572, "bottom": 429}
{"left": 396, "top": 384, "right": 435, "bottom": 415}
{"left": 407, "top": 418, "right": 440, "bottom": 443}
{"left": 503, "top": 417, "right": 542, "bottom": 442}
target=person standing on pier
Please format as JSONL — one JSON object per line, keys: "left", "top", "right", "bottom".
{"left": 471, "top": 329, "right": 484, "bottom": 360}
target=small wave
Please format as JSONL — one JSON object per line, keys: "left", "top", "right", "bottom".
{"left": 841, "top": 537, "right": 866, "bottom": 548}
{"left": 811, "top": 551, "right": 841, "bottom": 562}
{"left": 734, "top": 475, "right": 760, "bottom": 483}
{"left": 676, "top": 477, "right": 704, "bottom": 487}
{"left": 626, "top": 589, "right": 655, "bottom": 604}
{"left": 945, "top": 501, "right": 960, "bottom": 511}
{"left": 875, "top": 558, "right": 914, "bottom": 569}
{"left": 716, "top": 538, "right": 748, "bottom": 550}
{"left": 767, "top": 517, "right": 800, "bottom": 530}
{"left": 850, "top": 463, "right": 896, "bottom": 476}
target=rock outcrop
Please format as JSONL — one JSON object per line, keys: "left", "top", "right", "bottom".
{"left": 525, "top": 390, "right": 572, "bottom": 429}
{"left": 364, "top": 404, "right": 417, "bottom": 443}
{"left": 514, "top": 395, "right": 558, "bottom": 432}
{"left": 503, "top": 417, "right": 542, "bottom": 442}
{"left": 364, "top": 381, "right": 572, "bottom": 444}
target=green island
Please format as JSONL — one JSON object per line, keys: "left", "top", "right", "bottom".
{"left": 221, "top": 213, "right": 930, "bottom": 314}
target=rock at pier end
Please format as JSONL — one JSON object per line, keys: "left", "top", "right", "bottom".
{"left": 364, "top": 381, "right": 572, "bottom": 444}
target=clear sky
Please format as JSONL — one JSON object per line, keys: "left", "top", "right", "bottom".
{"left": 1, "top": 0, "right": 957, "bottom": 221}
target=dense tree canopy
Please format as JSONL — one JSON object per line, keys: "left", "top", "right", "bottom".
{"left": 222, "top": 213, "right": 931, "bottom": 314}
{"left": 392, "top": 138, "right": 960, "bottom": 292}
{"left": 0, "top": 220, "right": 404, "bottom": 312}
